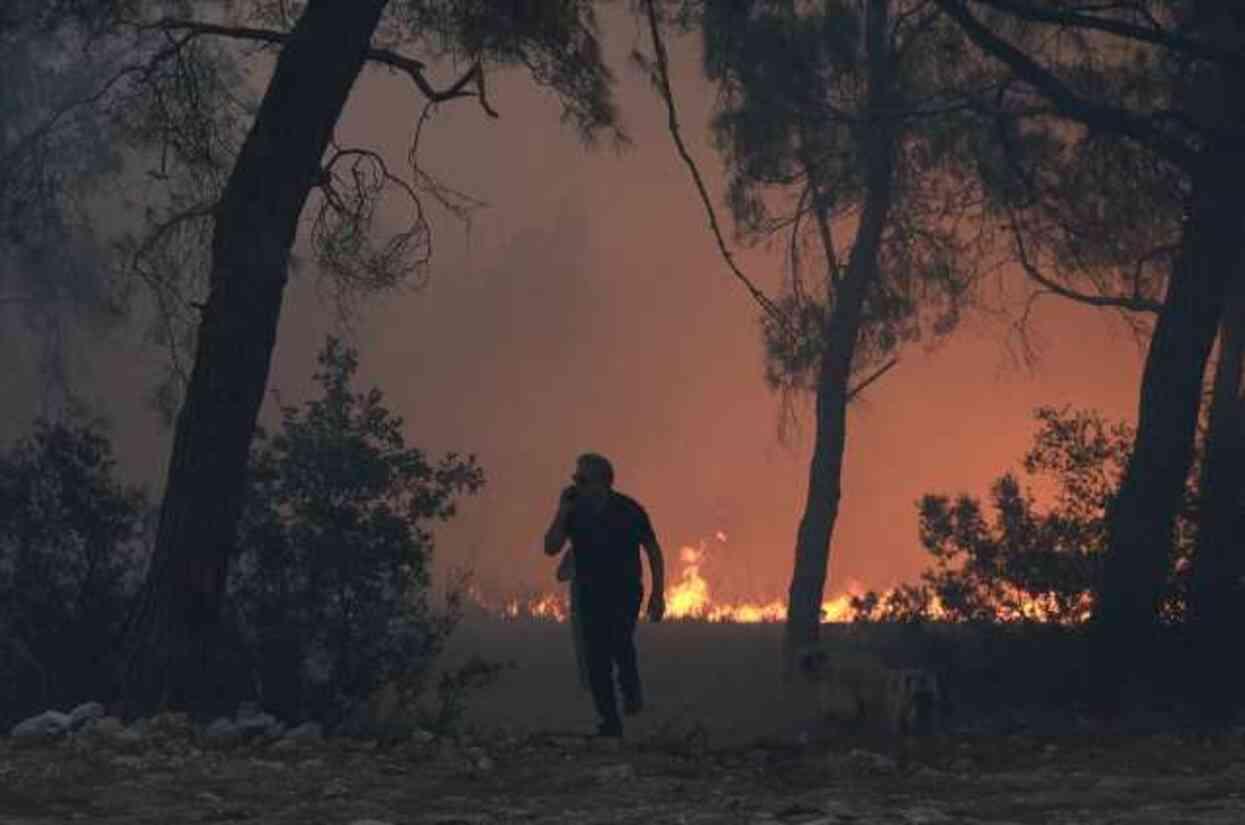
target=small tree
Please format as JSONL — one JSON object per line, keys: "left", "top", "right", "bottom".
{"left": 0, "top": 416, "right": 147, "bottom": 723}
{"left": 857, "top": 407, "right": 1196, "bottom": 625}
{"left": 229, "top": 336, "right": 483, "bottom": 724}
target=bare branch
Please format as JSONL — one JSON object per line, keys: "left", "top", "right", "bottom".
{"left": 847, "top": 356, "right": 899, "bottom": 400}
{"left": 640, "top": 0, "right": 789, "bottom": 333}
{"left": 144, "top": 18, "right": 499, "bottom": 116}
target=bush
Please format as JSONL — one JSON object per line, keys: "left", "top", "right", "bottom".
{"left": 0, "top": 415, "right": 148, "bottom": 724}
{"left": 229, "top": 336, "right": 484, "bottom": 726}
{"left": 856, "top": 406, "right": 1197, "bottom": 625}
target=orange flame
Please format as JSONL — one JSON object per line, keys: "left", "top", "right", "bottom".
{"left": 469, "top": 535, "right": 1075, "bottom": 624}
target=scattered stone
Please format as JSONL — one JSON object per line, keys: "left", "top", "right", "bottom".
{"left": 147, "top": 711, "right": 194, "bottom": 741}
{"left": 91, "top": 716, "right": 125, "bottom": 737}
{"left": 235, "top": 710, "right": 279, "bottom": 738}
{"left": 901, "top": 806, "right": 953, "bottom": 824}
{"left": 66, "top": 701, "right": 105, "bottom": 731}
{"left": 591, "top": 762, "right": 636, "bottom": 783}
{"left": 910, "top": 765, "right": 951, "bottom": 781}
{"left": 1093, "top": 776, "right": 1138, "bottom": 793}
{"left": 110, "top": 728, "right": 145, "bottom": 752}
{"left": 283, "top": 721, "right": 323, "bottom": 740}
{"left": 840, "top": 749, "right": 898, "bottom": 774}
{"left": 204, "top": 717, "right": 242, "bottom": 743}
{"left": 949, "top": 756, "right": 975, "bottom": 774}
{"left": 10, "top": 710, "right": 72, "bottom": 741}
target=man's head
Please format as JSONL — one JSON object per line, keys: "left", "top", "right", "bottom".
{"left": 573, "top": 453, "right": 614, "bottom": 501}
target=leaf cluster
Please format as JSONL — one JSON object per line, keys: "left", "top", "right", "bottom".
{"left": 230, "top": 336, "right": 485, "bottom": 723}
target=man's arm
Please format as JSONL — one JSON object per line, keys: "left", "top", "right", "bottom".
{"left": 544, "top": 488, "right": 575, "bottom": 556}
{"left": 642, "top": 537, "right": 665, "bottom": 621}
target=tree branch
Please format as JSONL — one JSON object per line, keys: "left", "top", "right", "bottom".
{"left": 933, "top": 0, "right": 1196, "bottom": 168}
{"left": 847, "top": 357, "right": 899, "bottom": 401}
{"left": 640, "top": 0, "right": 788, "bottom": 332}
{"left": 966, "top": 0, "right": 1245, "bottom": 71}
{"left": 1007, "top": 207, "right": 1162, "bottom": 314}
{"left": 145, "top": 18, "right": 499, "bottom": 117}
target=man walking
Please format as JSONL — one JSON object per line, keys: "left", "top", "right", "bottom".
{"left": 545, "top": 453, "right": 665, "bottom": 738}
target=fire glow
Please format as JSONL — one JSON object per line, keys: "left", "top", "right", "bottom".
{"left": 483, "top": 533, "right": 877, "bottom": 624}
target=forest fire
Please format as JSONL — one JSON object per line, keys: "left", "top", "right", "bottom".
{"left": 477, "top": 535, "right": 878, "bottom": 624}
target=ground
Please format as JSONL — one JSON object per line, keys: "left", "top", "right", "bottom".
{"left": 4, "top": 618, "right": 1243, "bottom": 823}
{"left": 3, "top": 729, "right": 1245, "bottom": 824}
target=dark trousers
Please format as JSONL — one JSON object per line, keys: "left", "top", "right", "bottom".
{"left": 576, "top": 582, "right": 643, "bottom": 728}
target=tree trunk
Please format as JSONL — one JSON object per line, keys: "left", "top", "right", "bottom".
{"left": 1188, "top": 264, "right": 1245, "bottom": 720}
{"left": 783, "top": 0, "right": 898, "bottom": 672}
{"left": 1089, "top": 6, "right": 1245, "bottom": 715}
{"left": 117, "top": 0, "right": 389, "bottom": 716}
{"left": 1090, "top": 155, "right": 1245, "bottom": 714}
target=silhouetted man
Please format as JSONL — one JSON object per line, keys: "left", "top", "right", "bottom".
{"left": 545, "top": 453, "right": 665, "bottom": 738}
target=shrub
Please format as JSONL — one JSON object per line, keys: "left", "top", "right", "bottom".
{"left": 856, "top": 406, "right": 1197, "bottom": 625}
{"left": 229, "top": 336, "right": 484, "bottom": 725}
{"left": 0, "top": 415, "right": 148, "bottom": 724}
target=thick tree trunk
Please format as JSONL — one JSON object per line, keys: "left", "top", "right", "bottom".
{"left": 1188, "top": 265, "right": 1245, "bottom": 720}
{"left": 117, "top": 0, "right": 389, "bottom": 716}
{"left": 1090, "top": 155, "right": 1245, "bottom": 714}
{"left": 1089, "top": 6, "right": 1245, "bottom": 714}
{"left": 783, "top": 0, "right": 897, "bottom": 672}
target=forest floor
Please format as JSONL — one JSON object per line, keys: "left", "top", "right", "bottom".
{"left": 5, "top": 618, "right": 1244, "bottom": 823}
{"left": 3, "top": 726, "right": 1245, "bottom": 824}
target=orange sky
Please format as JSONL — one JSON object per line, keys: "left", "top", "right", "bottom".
{"left": 2, "top": 13, "right": 1150, "bottom": 606}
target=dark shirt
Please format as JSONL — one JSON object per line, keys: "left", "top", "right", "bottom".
{"left": 568, "top": 491, "right": 655, "bottom": 591}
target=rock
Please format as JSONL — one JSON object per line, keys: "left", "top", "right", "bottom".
{"left": 67, "top": 701, "right": 106, "bottom": 731}
{"left": 147, "top": 712, "right": 194, "bottom": 740}
{"left": 591, "top": 762, "right": 636, "bottom": 783}
{"left": 235, "top": 711, "right": 279, "bottom": 738}
{"left": 283, "top": 721, "right": 323, "bottom": 740}
{"left": 901, "top": 806, "right": 953, "bottom": 824}
{"left": 10, "top": 710, "right": 72, "bottom": 740}
{"left": 110, "top": 728, "right": 145, "bottom": 752}
{"left": 91, "top": 716, "right": 125, "bottom": 736}
{"left": 949, "top": 756, "right": 974, "bottom": 774}
{"left": 410, "top": 727, "right": 435, "bottom": 744}
{"left": 1093, "top": 776, "right": 1137, "bottom": 793}
{"left": 204, "top": 717, "right": 242, "bottom": 743}
{"left": 842, "top": 749, "right": 898, "bottom": 774}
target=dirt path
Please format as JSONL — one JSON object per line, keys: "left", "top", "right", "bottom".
{"left": 3, "top": 731, "right": 1245, "bottom": 824}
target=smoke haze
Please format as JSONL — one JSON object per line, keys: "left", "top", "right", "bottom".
{"left": 1, "top": 15, "right": 1146, "bottom": 606}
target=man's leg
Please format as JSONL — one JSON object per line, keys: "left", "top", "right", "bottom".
{"left": 614, "top": 586, "right": 644, "bottom": 715}
{"left": 578, "top": 588, "right": 622, "bottom": 735}
{"left": 569, "top": 580, "right": 590, "bottom": 691}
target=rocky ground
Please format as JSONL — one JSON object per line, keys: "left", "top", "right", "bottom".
{"left": 4, "top": 714, "right": 1245, "bottom": 825}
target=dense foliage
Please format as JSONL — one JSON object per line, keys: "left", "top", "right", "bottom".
{"left": 0, "top": 338, "right": 483, "bottom": 727}
{"left": 0, "top": 417, "right": 148, "bottom": 722}
{"left": 230, "top": 336, "right": 484, "bottom": 724}
{"left": 855, "top": 407, "right": 1197, "bottom": 625}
